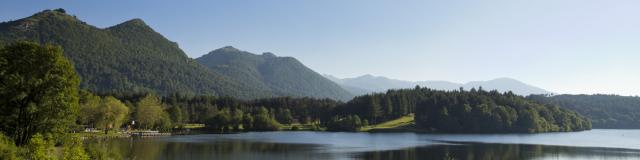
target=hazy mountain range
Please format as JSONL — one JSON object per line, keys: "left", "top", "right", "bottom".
{"left": 325, "top": 74, "right": 552, "bottom": 96}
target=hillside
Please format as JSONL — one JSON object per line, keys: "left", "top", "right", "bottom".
{"left": 529, "top": 94, "right": 640, "bottom": 129}
{"left": 196, "top": 47, "right": 353, "bottom": 101}
{"left": 0, "top": 10, "right": 273, "bottom": 99}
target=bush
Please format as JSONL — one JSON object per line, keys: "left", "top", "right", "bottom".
{"left": 326, "top": 115, "right": 363, "bottom": 132}
{"left": 0, "top": 133, "right": 19, "bottom": 160}
{"left": 62, "top": 135, "right": 89, "bottom": 160}
{"left": 28, "top": 134, "right": 56, "bottom": 160}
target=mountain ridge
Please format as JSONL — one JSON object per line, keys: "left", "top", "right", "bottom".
{"left": 0, "top": 9, "right": 272, "bottom": 99}
{"left": 197, "top": 47, "right": 353, "bottom": 101}
{"left": 326, "top": 74, "right": 552, "bottom": 96}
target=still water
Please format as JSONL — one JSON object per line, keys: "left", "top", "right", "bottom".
{"left": 86, "top": 129, "right": 640, "bottom": 160}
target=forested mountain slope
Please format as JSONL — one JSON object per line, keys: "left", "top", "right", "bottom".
{"left": 0, "top": 9, "right": 271, "bottom": 99}
{"left": 196, "top": 47, "right": 353, "bottom": 101}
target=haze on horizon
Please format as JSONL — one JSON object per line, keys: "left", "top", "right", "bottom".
{"left": 1, "top": 0, "right": 638, "bottom": 96}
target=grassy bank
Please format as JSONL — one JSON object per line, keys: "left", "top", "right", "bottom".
{"left": 360, "top": 114, "right": 426, "bottom": 132}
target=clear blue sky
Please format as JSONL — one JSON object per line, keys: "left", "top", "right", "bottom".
{"left": 1, "top": 0, "right": 639, "bottom": 95}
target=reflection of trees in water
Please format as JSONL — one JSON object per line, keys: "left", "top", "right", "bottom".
{"left": 85, "top": 138, "right": 330, "bottom": 160}
{"left": 356, "top": 143, "right": 640, "bottom": 160}
{"left": 84, "top": 138, "right": 640, "bottom": 160}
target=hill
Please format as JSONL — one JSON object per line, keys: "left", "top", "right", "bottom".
{"left": 0, "top": 9, "right": 270, "bottom": 99}
{"left": 529, "top": 94, "right": 640, "bottom": 129}
{"left": 196, "top": 47, "right": 353, "bottom": 101}
{"left": 332, "top": 87, "right": 590, "bottom": 133}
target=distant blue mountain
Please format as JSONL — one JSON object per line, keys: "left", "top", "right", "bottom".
{"left": 324, "top": 74, "right": 552, "bottom": 96}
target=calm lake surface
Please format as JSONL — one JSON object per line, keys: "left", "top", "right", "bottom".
{"left": 87, "top": 129, "right": 640, "bottom": 160}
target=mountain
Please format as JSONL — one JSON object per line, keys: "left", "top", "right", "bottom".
{"left": 326, "top": 74, "right": 552, "bottom": 96}
{"left": 0, "top": 9, "right": 271, "bottom": 99}
{"left": 196, "top": 47, "right": 353, "bottom": 101}
{"left": 462, "top": 78, "right": 550, "bottom": 96}
{"left": 341, "top": 74, "right": 414, "bottom": 92}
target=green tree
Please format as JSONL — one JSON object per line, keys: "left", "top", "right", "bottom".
{"left": 252, "top": 107, "right": 281, "bottom": 131}
{"left": 384, "top": 96, "right": 393, "bottom": 118}
{"left": 367, "top": 96, "right": 382, "bottom": 123}
{"left": 96, "top": 97, "right": 129, "bottom": 134}
{"left": 242, "top": 113, "right": 254, "bottom": 130}
{"left": 0, "top": 42, "right": 80, "bottom": 145}
{"left": 78, "top": 90, "right": 101, "bottom": 129}
{"left": 277, "top": 109, "right": 294, "bottom": 124}
{"left": 168, "top": 106, "right": 185, "bottom": 128}
{"left": 231, "top": 109, "right": 244, "bottom": 130}
{"left": 135, "top": 95, "right": 171, "bottom": 130}
{"left": 206, "top": 109, "right": 231, "bottom": 132}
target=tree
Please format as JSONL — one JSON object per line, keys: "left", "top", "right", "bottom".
{"left": 231, "top": 109, "right": 244, "bottom": 130}
{"left": 242, "top": 113, "right": 254, "bottom": 130}
{"left": 384, "top": 96, "right": 393, "bottom": 118}
{"left": 252, "top": 107, "right": 281, "bottom": 131}
{"left": 326, "top": 115, "right": 364, "bottom": 131}
{"left": 206, "top": 109, "right": 231, "bottom": 132}
{"left": 168, "top": 106, "right": 185, "bottom": 128}
{"left": 367, "top": 96, "right": 382, "bottom": 123}
{"left": 277, "top": 109, "right": 294, "bottom": 124}
{"left": 135, "top": 95, "right": 171, "bottom": 130}
{"left": 54, "top": 8, "right": 66, "bottom": 13}
{"left": 0, "top": 42, "right": 80, "bottom": 145}
{"left": 78, "top": 90, "right": 101, "bottom": 129}
{"left": 96, "top": 97, "right": 129, "bottom": 134}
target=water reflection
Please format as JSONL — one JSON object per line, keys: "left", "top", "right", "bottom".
{"left": 356, "top": 142, "right": 640, "bottom": 160}
{"left": 84, "top": 130, "right": 640, "bottom": 160}
{"left": 86, "top": 138, "right": 338, "bottom": 160}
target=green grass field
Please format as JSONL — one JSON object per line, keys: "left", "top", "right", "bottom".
{"left": 360, "top": 114, "right": 415, "bottom": 132}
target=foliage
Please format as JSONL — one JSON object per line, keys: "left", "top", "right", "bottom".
{"left": 0, "top": 42, "right": 80, "bottom": 145}
{"left": 334, "top": 87, "right": 590, "bottom": 133}
{"left": 529, "top": 94, "right": 640, "bottom": 129}
{"left": 27, "top": 133, "right": 55, "bottom": 160}
{"left": 134, "top": 95, "right": 172, "bottom": 131}
{"left": 162, "top": 94, "right": 341, "bottom": 127}
{"left": 204, "top": 107, "right": 281, "bottom": 132}
{"left": 326, "top": 115, "right": 364, "bottom": 131}
{"left": 96, "top": 97, "right": 129, "bottom": 134}
{"left": 413, "top": 88, "right": 591, "bottom": 133}
{"left": 78, "top": 92, "right": 130, "bottom": 134}
{"left": 62, "top": 135, "right": 89, "bottom": 160}
{"left": 0, "top": 133, "right": 19, "bottom": 160}
{"left": 78, "top": 90, "right": 101, "bottom": 129}
{"left": 251, "top": 107, "right": 282, "bottom": 131}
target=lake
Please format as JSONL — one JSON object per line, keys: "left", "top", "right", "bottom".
{"left": 86, "top": 129, "right": 640, "bottom": 160}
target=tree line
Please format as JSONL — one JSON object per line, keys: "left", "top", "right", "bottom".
{"left": 528, "top": 94, "right": 640, "bottom": 129}
{"left": 330, "top": 87, "right": 591, "bottom": 133}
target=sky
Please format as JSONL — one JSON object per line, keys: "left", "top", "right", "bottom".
{"left": 1, "top": 0, "right": 639, "bottom": 96}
